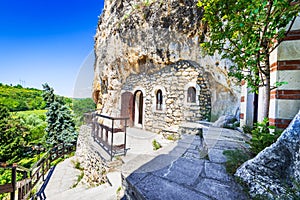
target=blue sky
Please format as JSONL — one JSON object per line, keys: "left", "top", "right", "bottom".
{"left": 0, "top": 0, "right": 104, "bottom": 97}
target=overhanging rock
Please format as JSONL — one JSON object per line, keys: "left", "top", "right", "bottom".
{"left": 235, "top": 110, "right": 300, "bottom": 199}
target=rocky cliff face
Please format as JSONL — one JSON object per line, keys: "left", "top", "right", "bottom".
{"left": 93, "top": 0, "right": 240, "bottom": 121}
{"left": 235, "top": 111, "right": 300, "bottom": 199}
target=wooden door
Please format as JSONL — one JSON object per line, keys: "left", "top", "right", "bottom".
{"left": 121, "top": 92, "right": 134, "bottom": 127}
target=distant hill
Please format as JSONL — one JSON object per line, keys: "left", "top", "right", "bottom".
{"left": 0, "top": 83, "right": 46, "bottom": 111}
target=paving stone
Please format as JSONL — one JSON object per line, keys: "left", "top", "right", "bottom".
{"left": 208, "top": 148, "right": 227, "bottom": 163}
{"left": 122, "top": 129, "right": 250, "bottom": 200}
{"left": 176, "top": 140, "right": 193, "bottom": 149}
{"left": 196, "top": 178, "right": 247, "bottom": 200}
{"left": 183, "top": 149, "right": 201, "bottom": 159}
{"left": 153, "top": 157, "right": 204, "bottom": 186}
{"left": 135, "top": 175, "right": 210, "bottom": 200}
{"left": 213, "top": 140, "right": 244, "bottom": 150}
{"left": 126, "top": 172, "right": 149, "bottom": 186}
{"left": 204, "top": 161, "right": 230, "bottom": 182}
{"left": 188, "top": 143, "right": 198, "bottom": 150}
{"left": 168, "top": 146, "right": 189, "bottom": 157}
{"left": 136, "top": 154, "right": 179, "bottom": 173}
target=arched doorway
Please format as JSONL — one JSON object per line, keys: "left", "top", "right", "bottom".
{"left": 134, "top": 90, "right": 143, "bottom": 128}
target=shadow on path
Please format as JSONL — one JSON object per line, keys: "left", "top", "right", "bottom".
{"left": 122, "top": 128, "right": 249, "bottom": 200}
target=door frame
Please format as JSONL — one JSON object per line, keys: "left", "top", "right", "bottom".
{"left": 133, "top": 90, "right": 144, "bottom": 128}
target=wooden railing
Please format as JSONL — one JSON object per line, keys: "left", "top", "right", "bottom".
{"left": 0, "top": 143, "right": 76, "bottom": 200}
{"left": 92, "top": 114, "right": 129, "bottom": 161}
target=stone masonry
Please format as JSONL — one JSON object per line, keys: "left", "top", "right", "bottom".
{"left": 76, "top": 126, "right": 108, "bottom": 187}
{"left": 121, "top": 60, "right": 210, "bottom": 133}
{"left": 93, "top": 0, "right": 241, "bottom": 122}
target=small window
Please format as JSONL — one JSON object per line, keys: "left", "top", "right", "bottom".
{"left": 187, "top": 87, "right": 196, "bottom": 103}
{"left": 156, "top": 90, "right": 163, "bottom": 110}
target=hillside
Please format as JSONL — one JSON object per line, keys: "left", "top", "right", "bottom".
{"left": 0, "top": 83, "right": 46, "bottom": 111}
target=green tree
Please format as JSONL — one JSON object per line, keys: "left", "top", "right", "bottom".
{"left": 19, "top": 113, "right": 47, "bottom": 146}
{"left": 197, "top": 0, "right": 299, "bottom": 119}
{"left": 42, "top": 84, "right": 77, "bottom": 147}
{"left": 0, "top": 83, "right": 46, "bottom": 111}
{"left": 73, "top": 98, "right": 96, "bottom": 126}
{"left": 0, "top": 105, "right": 28, "bottom": 163}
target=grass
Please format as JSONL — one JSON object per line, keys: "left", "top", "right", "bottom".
{"left": 223, "top": 149, "right": 252, "bottom": 175}
{"left": 152, "top": 139, "right": 162, "bottom": 150}
{"left": 166, "top": 135, "right": 176, "bottom": 141}
{"left": 12, "top": 109, "right": 47, "bottom": 116}
{"left": 72, "top": 172, "right": 84, "bottom": 188}
{"left": 116, "top": 186, "right": 122, "bottom": 194}
{"left": 72, "top": 160, "right": 84, "bottom": 171}
{"left": 71, "top": 159, "right": 85, "bottom": 188}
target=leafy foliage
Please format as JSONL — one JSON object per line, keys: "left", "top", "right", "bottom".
{"left": 242, "top": 125, "right": 253, "bottom": 135}
{"left": 197, "top": 0, "right": 299, "bottom": 118}
{"left": 72, "top": 98, "right": 96, "bottom": 126}
{"left": 0, "top": 83, "right": 46, "bottom": 111}
{"left": 247, "top": 118, "right": 281, "bottom": 156}
{"left": 0, "top": 105, "right": 28, "bottom": 163}
{"left": 15, "top": 111, "right": 47, "bottom": 146}
{"left": 152, "top": 139, "right": 162, "bottom": 150}
{"left": 0, "top": 108, "right": 48, "bottom": 165}
{"left": 42, "top": 84, "right": 77, "bottom": 147}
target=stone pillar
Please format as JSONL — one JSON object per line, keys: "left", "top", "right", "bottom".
{"left": 240, "top": 80, "right": 256, "bottom": 127}
{"left": 269, "top": 16, "right": 300, "bottom": 129}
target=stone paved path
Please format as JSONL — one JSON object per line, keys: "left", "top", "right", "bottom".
{"left": 122, "top": 126, "right": 250, "bottom": 200}
{"left": 42, "top": 125, "right": 250, "bottom": 200}
{"left": 42, "top": 127, "right": 170, "bottom": 200}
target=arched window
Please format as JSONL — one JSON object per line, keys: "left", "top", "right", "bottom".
{"left": 156, "top": 89, "right": 163, "bottom": 110}
{"left": 187, "top": 87, "right": 196, "bottom": 103}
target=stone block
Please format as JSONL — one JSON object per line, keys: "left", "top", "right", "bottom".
{"left": 196, "top": 178, "right": 247, "bottom": 200}
{"left": 153, "top": 157, "right": 204, "bottom": 186}
{"left": 204, "top": 161, "right": 230, "bottom": 182}
{"left": 134, "top": 174, "right": 210, "bottom": 200}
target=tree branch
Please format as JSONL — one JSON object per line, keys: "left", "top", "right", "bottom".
{"left": 269, "top": 15, "right": 297, "bottom": 53}
{"left": 290, "top": 1, "right": 300, "bottom": 6}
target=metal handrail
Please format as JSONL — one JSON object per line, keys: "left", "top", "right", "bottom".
{"left": 93, "top": 114, "right": 129, "bottom": 160}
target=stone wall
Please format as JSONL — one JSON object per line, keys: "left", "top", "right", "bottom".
{"left": 76, "top": 125, "right": 108, "bottom": 187}
{"left": 93, "top": 0, "right": 241, "bottom": 122}
{"left": 120, "top": 60, "right": 210, "bottom": 133}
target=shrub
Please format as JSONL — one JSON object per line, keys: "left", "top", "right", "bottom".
{"left": 247, "top": 118, "right": 281, "bottom": 156}
{"left": 152, "top": 139, "right": 162, "bottom": 150}
{"left": 242, "top": 125, "right": 253, "bottom": 134}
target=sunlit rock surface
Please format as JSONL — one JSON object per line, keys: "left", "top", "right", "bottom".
{"left": 235, "top": 111, "right": 300, "bottom": 198}
{"left": 93, "top": 0, "right": 240, "bottom": 121}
